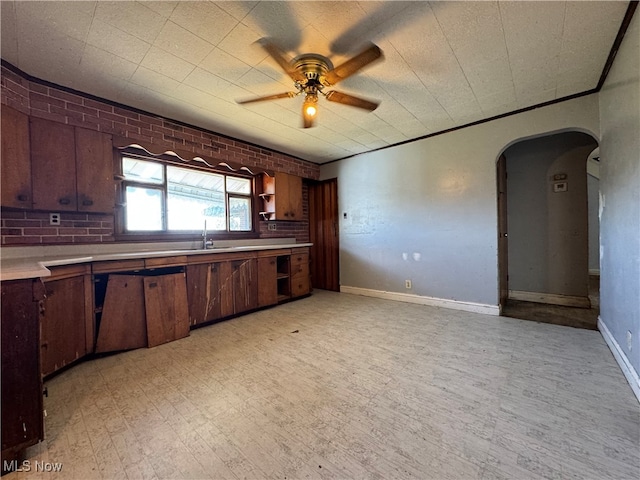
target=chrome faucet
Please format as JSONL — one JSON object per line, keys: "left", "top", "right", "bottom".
{"left": 202, "top": 221, "right": 213, "bottom": 249}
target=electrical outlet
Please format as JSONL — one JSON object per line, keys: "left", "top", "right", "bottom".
{"left": 405, "top": 280, "right": 412, "bottom": 289}
{"left": 267, "top": 223, "right": 277, "bottom": 231}
{"left": 49, "top": 213, "right": 61, "bottom": 226}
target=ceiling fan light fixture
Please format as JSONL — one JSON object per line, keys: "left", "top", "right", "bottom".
{"left": 302, "top": 93, "right": 319, "bottom": 128}
{"left": 303, "top": 93, "right": 318, "bottom": 116}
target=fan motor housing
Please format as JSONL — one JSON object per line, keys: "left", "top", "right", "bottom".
{"left": 292, "top": 54, "right": 333, "bottom": 83}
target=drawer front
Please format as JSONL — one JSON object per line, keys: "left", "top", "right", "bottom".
{"left": 92, "top": 259, "right": 145, "bottom": 273}
{"left": 145, "top": 256, "right": 188, "bottom": 269}
{"left": 46, "top": 264, "right": 91, "bottom": 281}
{"left": 291, "top": 259, "right": 309, "bottom": 277}
{"left": 257, "top": 248, "right": 291, "bottom": 258}
{"left": 291, "top": 272, "right": 310, "bottom": 297}
{"left": 291, "top": 252, "right": 309, "bottom": 267}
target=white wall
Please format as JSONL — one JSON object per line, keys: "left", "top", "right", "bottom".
{"left": 598, "top": 12, "right": 640, "bottom": 387}
{"left": 320, "top": 94, "right": 600, "bottom": 310}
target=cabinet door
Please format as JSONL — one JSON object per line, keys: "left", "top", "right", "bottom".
{"left": 258, "top": 256, "right": 278, "bottom": 307}
{"left": 273, "top": 172, "right": 303, "bottom": 220}
{"left": 1, "top": 107, "right": 32, "bottom": 209}
{"left": 286, "top": 174, "right": 303, "bottom": 220}
{"left": 1, "top": 280, "right": 43, "bottom": 459}
{"left": 218, "top": 261, "right": 235, "bottom": 318}
{"left": 144, "top": 273, "right": 190, "bottom": 348}
{"left": 95, "top": 275, "right": 146, "bottom": 353}
{"left": 40, "top": 276, "right": 87, "bottom": 377}
{"left": 186, "top": 263, "right": 225, "bottom": 326}
{"left": 30, "top": 118, "right": 77, "bottom": 211}
{"left": 75, "top": 127, "right": 114, "bottom": 213}
{"left": 232, "top": 258, "right": 258, "bottom": 314}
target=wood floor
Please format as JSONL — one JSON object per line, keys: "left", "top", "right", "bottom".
{"left": 502, "top": 275, "right": 601, "bottom": 330}
{"left": 7, "top": 290, "right": 639, "bottom": 479}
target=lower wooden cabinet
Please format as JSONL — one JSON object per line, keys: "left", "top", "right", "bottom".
{"left": 95, "top": 271, "right": 189, "bottom": 352}
{"left": 144, "top": 273, "right": 190, "bottom": 348}
{"left": 232, "top": 258, "right": 258, "bottom": 314}
{"left": 1, "top": 279, "right": 44, "bottom": 469}
{"left": 258, "top": 256, "right": 278, "bottom": 307}
{"left": 40, "top": 267, "right": 92, "bottom": 377}
{"left": 291, "top": 249, "right": 311, "bottom": 298}
{"left": 95, "top": 275, "right": 147, "bottom": 353}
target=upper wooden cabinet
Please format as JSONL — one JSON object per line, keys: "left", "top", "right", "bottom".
{"left": 1, "top": 107, "right": 32, "bottom": 209}
{"left": 30, "top": 118, "right": 77, "bottom": 211}
{"left": 260, "top": 172, "right": 303, "bottom": 221}
{"left": 75, "top": 127, "right": 115, "bottom": 212}
{"left": 29, "top": 118, "right": 114, "bottom": 213}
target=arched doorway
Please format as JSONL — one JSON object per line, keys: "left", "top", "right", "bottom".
{"left": 497, "top": 131, "right": 600, "bottom": 329}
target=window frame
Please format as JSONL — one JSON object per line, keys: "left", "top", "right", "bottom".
{"left": 114, "top": 150, "right": 259, "bottom": 241}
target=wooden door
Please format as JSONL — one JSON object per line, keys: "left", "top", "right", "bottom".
{"left": 309, "top": 178, "right": 340, "bottom": 291}
{"left": 232, "top": 258, "right": 258, "bottom": 314}
{"left": 30, "top": 118, "right": 77, "bottom": 211}
{"left": 257, "top": 256, "right": 278, "bottom": 307}
{"left": 1, "top": 280, "right": 44, "bottom": 459}
{"left": 497, "top": 154, "right": 509, "bottom": 310}
{"left": 40, "top": 276, "right": 87, "bottom": 376}
{"left": 75, "top": 127, "right": 114, "bottom": 213}
{"left": 95, "top": 275, "right": 147, "bottom": 353}
{"left": 1, "top": 106, "right": 32, "bottom": 209}
{"left": 144, "top": 273, "right": 190, "bottom": 348}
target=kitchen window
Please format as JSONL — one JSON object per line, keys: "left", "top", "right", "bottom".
{"left": 120, "top": 155, "right": 253, "bottom": 234}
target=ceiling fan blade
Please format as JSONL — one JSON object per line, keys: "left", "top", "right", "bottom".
{"left": 236, "top": 92, "right": 298, "bottom": 105}
{"left": 323, "top": 43, "right": 383, "bottom": 86}
{"left": 258, "top": 39, "right": 307, "bottom": 83}
{"left": 325, "top": 90, "right": 379, "bottom": 111}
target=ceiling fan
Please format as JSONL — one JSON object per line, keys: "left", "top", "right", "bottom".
{"left": 237, "top": 39, "right": 383, "bottom": 128}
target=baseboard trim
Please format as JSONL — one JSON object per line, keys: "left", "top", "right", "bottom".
{"left": 598, "top": 317, "right": 640, "bottom": 403}
{"left": 340, "top": 286, "right": 500, "bottom": 316}
{"left": 509, "top": 290, "right": 591, "bottom": 308}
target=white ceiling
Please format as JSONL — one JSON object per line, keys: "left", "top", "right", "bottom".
{"left": 0, "top": 1, "right": 629, "bottom": 164}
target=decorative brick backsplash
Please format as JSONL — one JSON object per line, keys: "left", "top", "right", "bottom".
{"left": 1, "top": 64, "right": 319, "bottom": 246}
{"left": 1, "top": 210, "right": 115, "bottom": 245}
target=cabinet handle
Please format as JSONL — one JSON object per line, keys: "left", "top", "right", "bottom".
{"left": 82, "top": 199, "right": 94, "bottom": 206}
{"left": 148, "top": 282, "right": 158, "bottom": 288}
{"left": 17, "top": 194, "right": 29, "bottom": 202}
{"left": 59, "top": 197, "right": 71, "bottom": 205}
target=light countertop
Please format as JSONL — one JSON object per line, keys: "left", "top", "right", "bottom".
{"left": 0, "top": 239, "right": 312, "bottom": 281}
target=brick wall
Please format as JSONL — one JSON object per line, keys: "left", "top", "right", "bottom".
{"left": 1, "top": 65, "right": 319, "bottom": 245}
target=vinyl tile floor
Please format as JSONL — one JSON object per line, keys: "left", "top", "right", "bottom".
{"left": 6, "top": 290, "right": 639, "bottom": 479}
